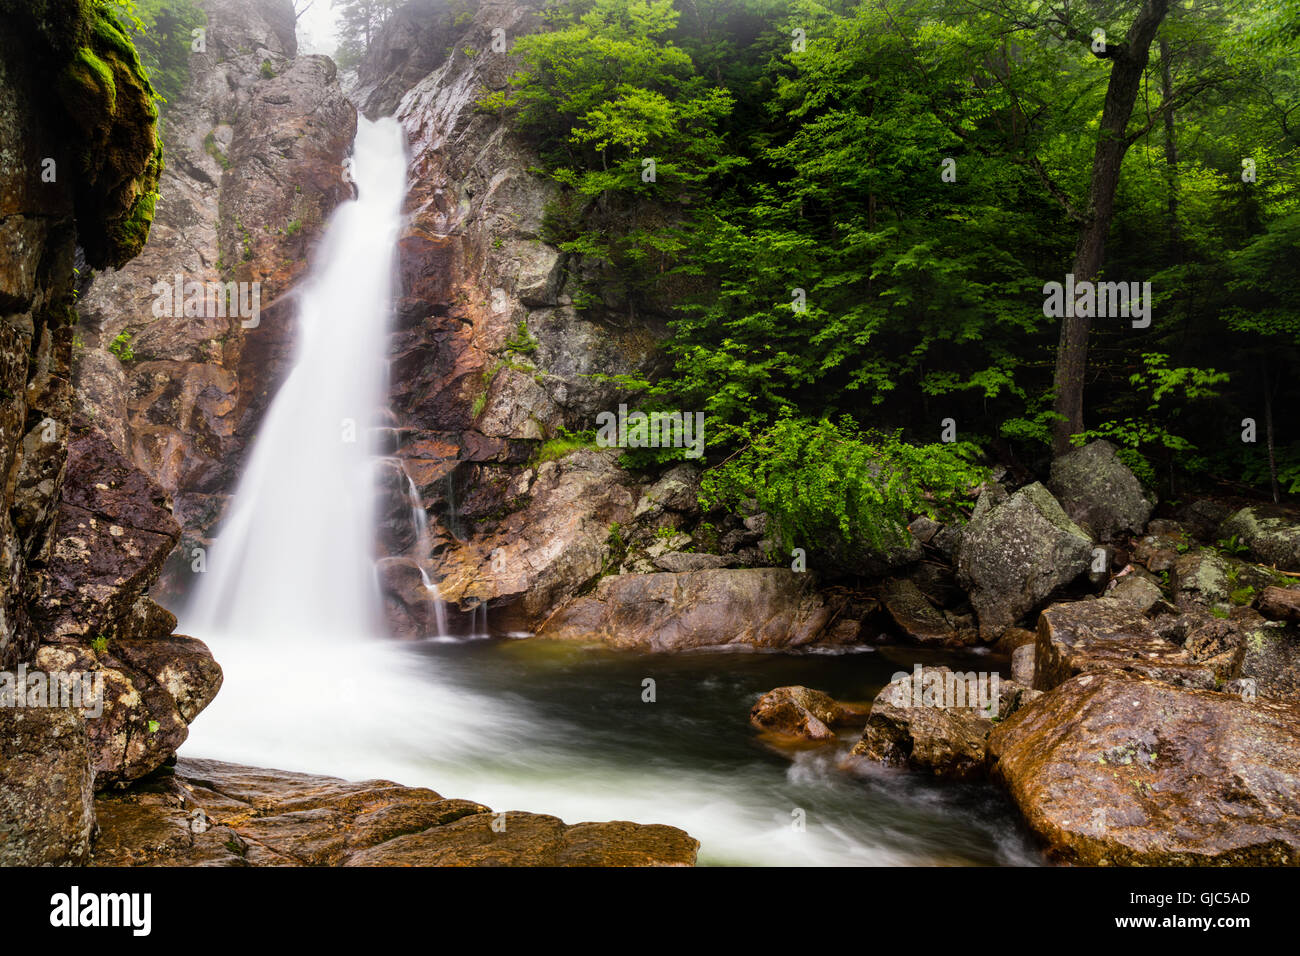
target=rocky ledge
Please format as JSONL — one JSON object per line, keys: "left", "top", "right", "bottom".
{"left": 93, "top": 758, "right": 699, "bottom": 867}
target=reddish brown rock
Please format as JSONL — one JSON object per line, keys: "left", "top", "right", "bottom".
{"left": 536, "top": 568, "right": 835, "bottom": 652}
{"left": 92, "top": 758, "right": 699, "bottom": 867}
{"left": 749, "top": 686, "right": 869, "bottom": 741}
{"left": 988, "top": 671, "right": 1300, "bottom": 865}
{"left": 1034, "top": 598, "right": 1218, "bottom": 691}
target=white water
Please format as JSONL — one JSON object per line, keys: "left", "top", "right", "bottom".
{"left": 181, "top": 117, "right": 512, "bottom": 774}
{"left": 180, "top": 119, "right": 1036, "bottom": 866}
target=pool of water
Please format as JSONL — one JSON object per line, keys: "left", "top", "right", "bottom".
{"left": 184, "top": 624, "right": 1043, "bottom": 865}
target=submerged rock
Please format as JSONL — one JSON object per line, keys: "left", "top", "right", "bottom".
{"left": 749, "top": 686, "right": 869, "bottom": 741}
{"left": 92, "top": 758, "right": 699, "bottom": 867}
{"left": 535, "top": 568, "right": 835, "bottom": 652}
{"left": 956, "top": 483, "right": 1093, "bottom": 637}
{"left": 988, "top": 671, "right": 1300, "bottom": 865}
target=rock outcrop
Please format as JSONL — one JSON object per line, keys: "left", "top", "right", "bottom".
{"left": 92, "top": 758, "right": 699, "bottom": 866}
{"left": 988, "top": 671, "right": 1300, "bottom": 865}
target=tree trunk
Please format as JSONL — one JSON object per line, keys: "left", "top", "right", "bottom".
{"left": 1051, "top": 0, "right": 1171, "bottom": 456}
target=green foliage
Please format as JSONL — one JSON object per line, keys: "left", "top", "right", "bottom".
{"left": 700, "top": 414, "right": 987, "bottom": 565}
{"left": 90, "top": 635, "right": 109, "bottom": 654}
{"left": 533, "top": 427, "right": 597, "bottom": 464}
{"left": 259, "top": 58, "right": 276, "bottom": 79}
{"left": 504, "top": 320, "right": 539, "bottom": 355}
{"left": 108, "top": 330, "right": 135, "bottom": 361}
{"left": 100, "top": 0, "right": 205, "bottom": 112}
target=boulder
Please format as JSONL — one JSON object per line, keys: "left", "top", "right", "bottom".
{"left": 988, "top": 671, "right": 1300, "bottom": 865}
{"left": 956, "top": 483, "right": 1093, "bottom": 637}
{"left": 36, "top": 636, "right": 221, "bottom": 789}
{"left": 878, "top": 577, "right": 957, "bottom": 645}
{"left": 748, "top": 686, "right": 869, "bottom": 741}
{"left": 1034, "top": 598, "right": 1218, "bottom": 691}
{"left": 845, "top": 666, "right": 1035, "bottom": 780}
{"left": 1169, "top": 549, "right": 1276, "bottom": 610}
{"left": 1104, "top": 571, "right": 1165, "bottom": 613}
{"left": 92, "top": 758, "right": 699, "bottom": 867}
{"left": 0, "top": 708, "right": 95, "bottom": 865}
{"left": 1219, "top": 506, "right": 1300, "bottom": 571}
{"left": 1048, "top": 439, "right": 1154, "bottom": 541}
{"left": 535, "top": 568, "right": 834, "bottom": 652}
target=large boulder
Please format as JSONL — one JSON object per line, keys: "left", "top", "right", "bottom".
{"left": 988, "top": 671, "right": 1300, "bottom": 865}
{"left": 1034, "top": 598, "right": 1220, "bottom": 691}
{"left": 956, "top": 483, "right": 1093, "bottom": 637}
{"left": 535, "top": 568, "right": 835, "bottom": 652}
{"left": 1219, "top": 506, "right": 1300, "bottom": 572}
{"left": 0, "top": 708, "right": 95, "bottom": 865}
{"left": 877, "top": 578, "right": 960, "bottom": 646}
{"left": 1048, "top": 439, "right": 1154, "bottom": 541}
{"left": 92, "top": 758, "right": 699, "bottom": 867}
{"left": 845, "top": 666, "right": 1037, "bottom": 780}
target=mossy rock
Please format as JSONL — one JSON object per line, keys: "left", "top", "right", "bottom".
{"left": 48, "top": 1, "right": 162, "bottom": 267}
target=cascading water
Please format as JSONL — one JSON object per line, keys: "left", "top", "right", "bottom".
{"left": 181, "top": 117, "right": 504, "bottom": 778}
{"left": 180, "top": 117, "right": 1037, "bottom": 866}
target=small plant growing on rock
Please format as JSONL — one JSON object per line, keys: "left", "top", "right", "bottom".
{"left": 108, "top": 330, "right": 135, "bottom": 361}
{"left": 90, "top": 635, "right": 108, "bottom": 654}
{"left": 504, "top": 320, "right": 539, "bottom": 355}
{"left": 259, "top": 59, "right": 276, "bottom": 79}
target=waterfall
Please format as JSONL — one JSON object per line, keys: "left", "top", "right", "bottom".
{"left": 179, "top": 117, "right": 502, "bottom": 778}
{"left": 188, "top": 116, "right": 407, "bottom": 643}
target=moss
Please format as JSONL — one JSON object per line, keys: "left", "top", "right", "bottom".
{"left": 66, "top": 46, "right": 117, "bottom": 113}
{"left": 50, "top": 3, "right": 163, "bottom": 268}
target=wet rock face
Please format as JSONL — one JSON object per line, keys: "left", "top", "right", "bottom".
{"left": 0, "top": 708, "right": 95, "bottom": 865}
{"left": 956, "top": 482, "right": 1094, "bottom": 638}
{"left": 30, "top": 422, "right": 180, "bottom": 643}
{"left": 75, "top": 0, "right": 356, "bottom": 593}
{"left": 1049, "top": 439, "right": 1154, "bottom": 542}
{"left": 430, "top": 449, "right": 639, "bottom": 630}
{"left": 37, "top": 637, "right": 221, "bottom": 789}
{"left": 92, "top": 758, "right": 699, "bottom": 867}
{"left": 535, "top": 568, "right": 836, "bottom": 652}
{"left": 988, "top": 671, "right": 1300, "bottom": 865}
{"left": 361, "top": 0, "right": 682, "bottom": 625}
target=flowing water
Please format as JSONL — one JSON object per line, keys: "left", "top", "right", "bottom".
{"left": 179, "top": 117, "right": 1041, "bottom": 867}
